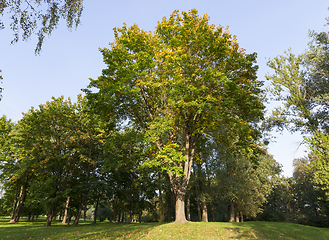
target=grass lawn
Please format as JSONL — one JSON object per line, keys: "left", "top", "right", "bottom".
{"left": 0, "top": 217, "right": 328, "bottom": 240}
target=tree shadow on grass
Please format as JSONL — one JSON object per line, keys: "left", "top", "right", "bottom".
{"left": 0, "top": 220, "right": 167, "bottom": 240}
{"left": 239, "top": 221, "right": 329, "bottom": 240}
{"left": 76, "top": 222, "right": 167, "bottom": 240}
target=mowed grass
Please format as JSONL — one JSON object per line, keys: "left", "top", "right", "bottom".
{"left": 0, "top": 217, "right": 329, "bottom": 240}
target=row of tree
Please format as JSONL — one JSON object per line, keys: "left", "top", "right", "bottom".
{"left": 0, "top": 94, "right": 280, "bottom": 225}
{"left": 0, "top": 9, "right": 328, "bottom": 227}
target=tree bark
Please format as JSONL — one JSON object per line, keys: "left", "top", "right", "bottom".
{"left": 202, "top": 198, "right": 208, "bottom": 222}
{"left": 10, "top": 183, "right": 28, "bottom": 223}
{"left": 129, "top": 193, "right": 134, "bottom": 223}
{"left": 211, "top": 203, "right": 215, "bottom": 222}
{"left": 72, "top": 201, "right": 84, "bottom": 226}
{"left": 46, "top": 206, "right": 57, "bottom": 227}
{"left": 186, "top": 189, "right": 191, "bottom": 221}
{"left": 175, "top": 196, "right": 187, "bottom": 224}
{"left": 93, "top": 198, "right": 99, "bottom": 224}
{"left": 228, "top": 201, "right": 235, "bottom": 222}
{"left": 235, "top": 211, "right": 240, "bottom": 222}
{"left": 196, "top": 184, "right": 201, "bottom": 221}
{"left": 62, "top": 196, "right": 70, "bottom": 224}
{"left": 83, "top": 198, "right": 87, "bottom": 222}
{"left": 159, "top": 173, "right": 165, "bottom": 222}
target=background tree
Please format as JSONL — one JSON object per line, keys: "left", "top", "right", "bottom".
{"left": 266, "top": 17, "right": 329, "bottom": 194}
{"left": 86, "top": 9, "right": 264, "bottom": 223}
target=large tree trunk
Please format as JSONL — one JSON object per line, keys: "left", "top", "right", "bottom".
{"left": 175, "top": 196, "right": 187, "bottom": 224}
{"left": 62, "top": 196, "right": 70, "bottom": 224}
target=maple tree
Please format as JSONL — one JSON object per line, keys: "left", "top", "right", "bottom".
{"left": 86, "top": 9, "right": 264, "bottom": 223}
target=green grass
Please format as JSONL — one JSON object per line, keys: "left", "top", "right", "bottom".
{"left": 0, "top": 217, "right": 328, "bottom": 240}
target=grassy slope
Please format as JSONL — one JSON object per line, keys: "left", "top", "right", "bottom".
{"left": 0, "top": 217, "right": 328, "bottom": 240}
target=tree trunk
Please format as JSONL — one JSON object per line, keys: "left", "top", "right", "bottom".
{"left": 240, "top": 212, "right": 243, "bottom": 222}
{"left": 196, "top": 184, "right": 201, "bottom": 221}
{"left": 202, "top": 198, "right": 208, "bottom": 222}
{"left": 159, "top": 173, "right": 165, "bottom": 222}
{"left": 211, "top": 203, "right": 215, "bottom": 222}
{"left": 167, "top": 196, "right": 172, "bottom": 222}
{"left": 235, "top": 211, "right": 240, "bottom": 222}
{"left": 186, "top": 190, "right": 191, "bottom": 221}
{"left": 62, "top": 196, "right": 70, "bottom": 224}
{"left": 118, "top": 209, "right": 122, "bottom": 223}
{"left": 83, "top": 198, "right": 87, "bottom": 222}
{"left": 129, "top": 193, "right": 134, "bottom": 223}
{"left": 93, "top": 198, "right": 99, "bottom": 224}
{"left": 235, "top": 203, "right": 239, "bottom": 222}
{"left": 175, "top": 197, "right": 187, "bottom": 224}
{"left": 228, "top": 201, "right": 235, "bottom": 222}
{"left": 10, "top": 183, "right": 28, "bottom": 223}
{"left": 46, "top": 207, "right": 56, "bottom": 227}
{"left": 72, "top": 201, "right": 84, "bottom": 226}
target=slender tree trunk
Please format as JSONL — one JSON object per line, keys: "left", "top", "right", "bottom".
{"left": 196, "top": 184, "right": 201, "bottom": 221}
{"left": 72, "top": 201, "right": 84, "bottom": 226}
{"left": 83, "top": 198, "right": 87, "bottom": 222}
{"left": 167, "top": 192, "right": 172, "bottom": 222}
{"left": 240, "top": 212, "right": 243, "bottom": 222}
{"left": 228, "top": 201, "right": 235, "bottom": 222}
{"left": 93, "top": 198, "right": 99, "bottom": 224}
{"left": 10, "top": 183, "right": 28, "bottom": 223}
{"left": 118, "top": 209, "right": 122, "bottom": 223}
{"left": 62, "top": 196, "right": 70, "bottom": 224}
{"left": 186, "top": 189, "right": 191, "bottom": 221}
{"left": 202, "top": 198, "right": 208, "bottom": 222}
{"left": 159, "top": 173, "right": 165, "bottom": 222}
{"left": 211, "top": 203, "right": 215, "bottom": 222}
{"left": 129, "top": 193, "right": 134, "bottom": 223}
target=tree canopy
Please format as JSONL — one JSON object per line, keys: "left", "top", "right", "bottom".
{"left": 266, "top": 25, "right": 329, "bottom": 195}
{"left": 86, "top": 9, "right": 265, "bottom": 223}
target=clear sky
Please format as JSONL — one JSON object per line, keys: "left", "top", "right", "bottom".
{"left": 1, "top": 0, "right": 328, "bottom": 177}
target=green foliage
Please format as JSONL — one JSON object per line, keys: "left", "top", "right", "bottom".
{"left": 266, "top": 18, "right": 329, "bottom": 194}
{"left": 86, "top": 10, "right": 264, "bottom": 223}
{"left": 0, "top": 0, "right": 83, "bottom": 54}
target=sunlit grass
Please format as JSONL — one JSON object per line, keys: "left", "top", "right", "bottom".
{"left": 0, "top": 217, "right": 328, "bottom": 240}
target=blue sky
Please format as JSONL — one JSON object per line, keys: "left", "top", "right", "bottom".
{"left": 1, "top": 0, "right": 328, "bottom": 176}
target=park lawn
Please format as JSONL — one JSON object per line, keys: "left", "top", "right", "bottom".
{"left": 0, "top": 217, "right": 328, "bottom": 240}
